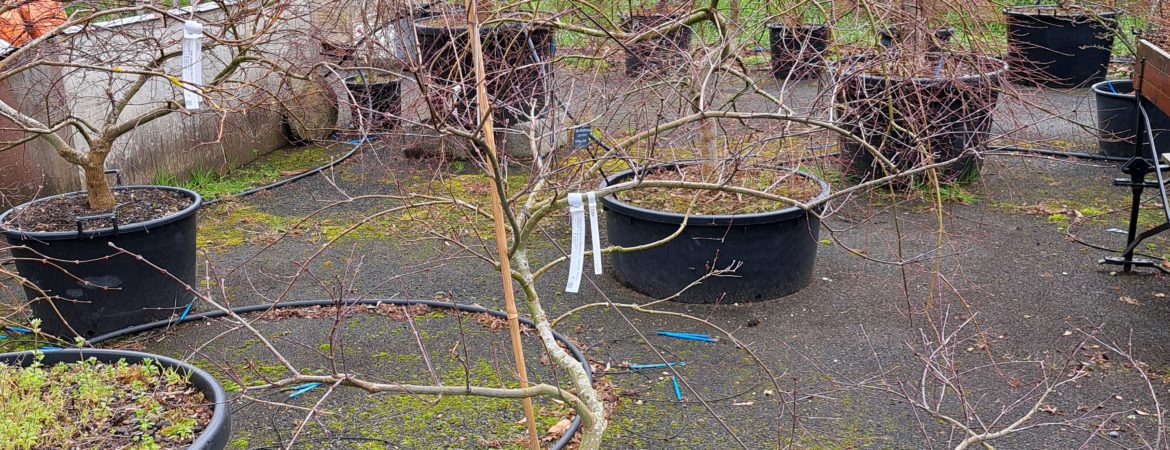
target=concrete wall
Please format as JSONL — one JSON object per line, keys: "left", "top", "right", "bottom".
{"left": 0, "top": 1, "right": 330, "bottom": 206}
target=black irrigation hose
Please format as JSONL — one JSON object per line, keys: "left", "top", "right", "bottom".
{"left": 203, "top": 137, "right": 371, "bottom": 207}
{"left": 86, "top": 298, "right": 592, "bottom": 450}
{"left": 987, "top": 145, "right": 1132, "bottom": 162}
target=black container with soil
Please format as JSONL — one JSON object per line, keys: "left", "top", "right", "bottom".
{"left": 0, "top": 186, "right": 201, "bottom": 338}
{"left": 621, "top": 13, "right": 694, "bottom": 77}
{"left": 0, "top": 348, "right": 231, "bottom": 450}
{"left": 415, "top": 18, "right": 553, "bottom": 127}
{"left": 833, "top": 54, "right": 1007, "bottom": 183}
{"left": 1092, "top": 79, "right": 1170, "bottom": 157}
{"left": 600, "top": 167, "right": 829, "bottom": 304}
{"left": 767, "top": 23, "right": 830, "bottom": 80}
{"left": 345, "top": 75, "right": 402, "bottom": 132}
{"left": 1004, "top": 6, "right": 1119, "bottom": 88}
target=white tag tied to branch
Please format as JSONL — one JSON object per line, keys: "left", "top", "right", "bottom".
{"left": 181, "top": 20, "right": 204, "bottom": 110}
{"left": 565, "top": 193, "right": 586, "bottom": 293}
{"left": 586, "top": 192, "right": 602, "bottom": 275}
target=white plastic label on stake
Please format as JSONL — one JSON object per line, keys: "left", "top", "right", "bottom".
{"left": 565, "top": 193, "right": 585, "bottom": 293}
{"left": 586, "top": 191, "right": 602, "bottom": 275}
{"left": 181, "top": 20, "right": 204, "bottom": 110}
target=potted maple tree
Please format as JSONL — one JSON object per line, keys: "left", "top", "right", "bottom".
{"left": 834, "top": 3, "right": 1007, "bottom": 184}
{"left": 0, "top": 2, "right": 272, "bottom": 338}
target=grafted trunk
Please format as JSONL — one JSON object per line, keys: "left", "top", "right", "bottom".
{"left": 82, "top": 147, "right": 114, "bottom": 210}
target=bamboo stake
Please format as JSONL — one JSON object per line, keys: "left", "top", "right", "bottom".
{"left": 463, "top": 1, "right": 540, "bottom": 448}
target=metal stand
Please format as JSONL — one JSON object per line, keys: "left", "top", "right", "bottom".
{"left": 1100, "top": 55, "right": 1170, "bottom": 273}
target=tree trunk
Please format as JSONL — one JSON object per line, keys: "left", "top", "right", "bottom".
{"left": 82, "top": 152, "right": 115, "bottom": 210}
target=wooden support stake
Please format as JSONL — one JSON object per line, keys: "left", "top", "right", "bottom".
{"left": 463, "top": 1, "right": 540, "bottom": 448}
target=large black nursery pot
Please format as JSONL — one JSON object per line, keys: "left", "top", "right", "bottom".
{"left": 415, "top": 18, "right": 553, "bottom": 126}
{"left": 767, "top": 23, "right": 830, "bottom": 80}
{"left": 345, "top": 75, "right": 402, "bottom": 132}
{"left": 833, "top": 54, "right": 1007, "bottom": 183}
{"left": 621, "top": 13, "right": 694, "bottom": 76}
{"left": 1004, "top": 6, "right": 1119, "bottom": 88}
{"left": 1092, "top": 79, "right": 1170, "bottom": 157}
{"left": 0, "top": 186, "right": 201, "bottom": 338}
{"left": 0, "top": 348, "right": 231, "bottom": 450}
{"left": 600, "top": 167, "right": 829, "bottom": 304}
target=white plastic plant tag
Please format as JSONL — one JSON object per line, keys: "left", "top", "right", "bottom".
{"left": 586, "top": 191, "right": 602, "bottom": 275}
{"left": 565, "top": 193, "right": 585, "bottom": 293}
{"left": 181, "top": 20, "right": 204, "bottom": 109}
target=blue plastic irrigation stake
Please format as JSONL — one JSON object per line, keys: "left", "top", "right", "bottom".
{"left": 629, "top": 362, "right": 685, "bottom": 370}
{"left": 177, "top": 300, "right": 195, "bottom": 323}
{"left": 40, "top": 346, "right": 61, "bottom": 350}
{"left": 1107, "top": 81, "right": 1119, "bottom": 94}
{"left": 671, "top": 376, "right": 682, "bottom": 401}
{"left": 348, "top": 135, "right": 378, "bottom": 145}
{"left": 5, "top": 326, "right": 31, "bottom": 334}
{"left": 656, "top": 331, "right": 717, "bottom": 342}
{"left": 0, "top": 335, "right": 6, "bottom": 339}
{"left": 288, "top": 382, "right": 321, "bottom": 398}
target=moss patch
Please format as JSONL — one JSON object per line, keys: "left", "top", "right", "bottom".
{"left": 157, "top": 146, "right": 333, "bottom": 202}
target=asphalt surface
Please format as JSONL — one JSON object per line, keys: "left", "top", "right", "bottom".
{"left": 5, "top": 71, "right": 1170, "bottom": 448}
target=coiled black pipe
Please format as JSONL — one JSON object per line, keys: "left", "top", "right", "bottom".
{"left": 203, "top": 136, "right": 372, "bottom": 206}
{"left": 86, "top": 298, "right": 591, "bottom": 450}
{"left": 987, "top": 145, "right": 1131, "bottom": 162}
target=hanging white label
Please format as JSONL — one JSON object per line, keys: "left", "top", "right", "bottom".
{"left": 586, "top": 191, "right": 602, "bottom": 275}
{"left": 181, "top": 20, "right": 204, "bottom": 110}
{"left": 565, "top": 193, "right": 585, "bottom": 293}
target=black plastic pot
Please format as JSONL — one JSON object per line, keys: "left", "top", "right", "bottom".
{"left": 600, "top": 167, "right": 829, "bottom": 304}
{"left": 415, "top": 20, "right": 553, "bottom": 126}
{"left": 1092, "top": 79, "right": 1170, "bottom": 157}
{"left": 1005, "top": 6, "right": 1119, "bottom": 88}
{"left": 767, "top": 23, "right": 830, "bottom": 80}
{"left": 345, "top": 76, "right": 401, "bottom": 132}
{"left": 621, "top": 14, "right": 694, "bottom": 77}
{"left": 879, "top": 26, "right": 954, "bottom": 52}
{"left": 0, "top": 186, "right": 201, "bottom": 338}
{"left": 833, "top": 55, "right": 1007, "bottom": 183}
{"left": 0, "top": 348, "right": 230, "bottom": 449}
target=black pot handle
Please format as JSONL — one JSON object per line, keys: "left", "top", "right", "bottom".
{"left": 104, "top": 168, "right": 122, "bottom": 186}
{"left": 76, "top": 212, "right": 117, "bottom": 237}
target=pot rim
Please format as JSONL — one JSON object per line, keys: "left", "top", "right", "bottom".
{"left": 1091, "top": 79, "right": 1134, "bottom": 99}
{"left": 414, "top": 16, "right": 552, "bottom": 34}
{"left": 765, "top": 22, "right": 829, "bottom": 30}
{"left": 1002, "top": 5, "right": 1120, "bottom": 19}
{"left": 0, "top": 185, "right": 202, "bottom": 241}
{"left": 829, "top": 53, "right": 1008, "bottom": 85}
{"left": 0, "top": 348, "right": 229, "bottom": 450}
{"left": 344, "top": 75, "right": 402, "bottom": 85}
{"left": 598, "top": 163, "right": 830, "bottom": 226}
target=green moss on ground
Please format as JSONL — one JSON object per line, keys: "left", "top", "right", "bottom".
{"left": 157, "top": 146, "right": 332, "bottom": 202}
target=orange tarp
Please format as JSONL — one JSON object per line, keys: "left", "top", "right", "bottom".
{"left": 0, "top": 0, "right": 65, "bottom": 46}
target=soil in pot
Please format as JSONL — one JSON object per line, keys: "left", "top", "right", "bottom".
{"left": 768, "top": 23, "right": 830, "bottom": 80}
{"left": 1, "top": 188, "right": 191, "bottom": 232}
{"left": 0, "top": 354, "right": 214, "bottom": 449}
{"left": 345, "top": 75, "right": 401, "bottom": 133}
{"left": 619, "top": 164, "right": 822, "bottom": 215}
{"left": 1091, "top": 79, "right": 1170, "bottom": 157}
{"left": 621, "top": 13, "right": 693, "bottom": 77}
{"left": 602, "top": 164, "right": 828, "bottom": 303}
{"left": 834, "top": 53, "right": 1006, "bottom": 184}
{"left": 1, "top": 186, "right": 201, "bottom": 338}
{"left": 1004, "top": 5, "right": 1119, "bottom": 88}
{"left": 415, "top": 14, "right": 553, "bottom": 127}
